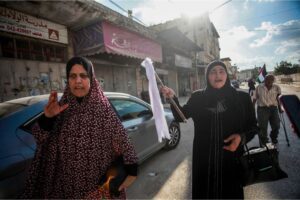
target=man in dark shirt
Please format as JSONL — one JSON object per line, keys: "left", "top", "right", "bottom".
{"left": 248, "top": 78, "right": 256, "bottom": 96}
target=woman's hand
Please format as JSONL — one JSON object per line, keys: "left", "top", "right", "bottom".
{"left": 118, "top": 175, "right": 137, "bottom": 191}
{"left": 223, "top": 134, "right": 241, "bottom": 152}
{"left": 44, "top": 91, "right": 69, "bottom": 118}
{"left": 160, "top": 86, "right": 175, "bottom": 98}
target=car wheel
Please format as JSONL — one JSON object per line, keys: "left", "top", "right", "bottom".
{"left": 164, "top": 121, "right": 180, "bottom": 150}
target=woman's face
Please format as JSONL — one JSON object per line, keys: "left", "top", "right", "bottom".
{"left": 68, "top": 64, "right": 91, "bottom": 97}
{"left": 208, "top": 65, "right": 228, "bottom": 89}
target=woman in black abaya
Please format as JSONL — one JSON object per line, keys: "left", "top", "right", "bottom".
{"left": 161, "top": 60, "right": 258, "bottom": 199}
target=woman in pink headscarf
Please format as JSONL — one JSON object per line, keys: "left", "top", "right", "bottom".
{"left": 22, "top": 57, "right": 138, "bottom": 199}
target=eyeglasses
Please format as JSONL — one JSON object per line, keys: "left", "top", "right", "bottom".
{"left": 69, "top": 73, "right": 89, "bottom": 80}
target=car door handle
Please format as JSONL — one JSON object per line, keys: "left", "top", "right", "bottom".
{"left": 127, "top": 126, "right": 138, "bottom": 132}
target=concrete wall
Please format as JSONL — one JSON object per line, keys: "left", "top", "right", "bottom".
{"left": 0, "top": 58, "right": 65, "bottom": 102}
{"left": 276, "top": 73, "right": 300, "bottom": 83}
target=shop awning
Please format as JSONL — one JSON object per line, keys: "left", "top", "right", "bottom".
{"left": 73, "top": 21, "right": 162, "bottom": 62}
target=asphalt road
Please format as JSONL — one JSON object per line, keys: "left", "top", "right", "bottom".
{"left": 127, "top": 84, "right": 300, "bottom": 199}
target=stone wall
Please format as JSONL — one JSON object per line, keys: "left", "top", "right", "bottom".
{"left": 276, "top": 73, "right": 300, "bottom": 83}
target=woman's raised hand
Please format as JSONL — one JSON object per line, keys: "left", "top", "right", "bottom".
{"left": 161, "top": 86, "right": 175, "bottom": 99}
{"left": 44, "top": 91, "right": 69, "bottom": 118}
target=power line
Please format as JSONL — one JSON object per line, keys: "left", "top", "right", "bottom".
{"left": 216, "top": 7, "right": 299, "bottom": 30}
{"left": 108, "top": 0, "right": 146, "bottom": 25}
{"left": 209, "top": 0, "right": 232, "bottom": 14}
{"left": 109, "top": 0, "right": 127, "bottom": 13}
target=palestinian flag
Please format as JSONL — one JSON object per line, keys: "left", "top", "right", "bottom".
{"left": 257, "top": 64, "right": 267, "bottom": 83}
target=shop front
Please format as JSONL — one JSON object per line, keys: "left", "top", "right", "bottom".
{"left": 0, "top": 6, "right": 68, "bottom": 101}
{"left": 72, "top": 21, "right": 162, "bottom": 96}
{"left": 175, "top": 54, "right": 195, "bottom": 97}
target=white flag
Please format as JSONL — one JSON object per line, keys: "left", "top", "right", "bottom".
{"left": 141, "top": 58, "right": 170, "bottom": 142}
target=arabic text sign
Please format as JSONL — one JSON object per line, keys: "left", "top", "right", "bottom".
{"left": 0, "top": 6, "right": 68, "bottom": 44}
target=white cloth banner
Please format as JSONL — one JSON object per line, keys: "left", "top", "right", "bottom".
{"left": 141, "top": 58, "right": 170, "bottom": 142}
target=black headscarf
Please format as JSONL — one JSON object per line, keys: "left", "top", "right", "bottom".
{"left": 204, "top": 60, "right": 236, "bottom": 100}
{"left": 66, "top": 57, "right": 94, "bottom": 80}
{"left": 205, "top": 60, "right": 231, "bottom": 90}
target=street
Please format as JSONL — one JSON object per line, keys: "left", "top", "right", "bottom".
{"left": 127, "top": 83, "right": 300, "bottom": 199}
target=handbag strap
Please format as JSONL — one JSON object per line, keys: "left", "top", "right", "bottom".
{"left": 244, "top": 143, "right": 272, "bottom": 157}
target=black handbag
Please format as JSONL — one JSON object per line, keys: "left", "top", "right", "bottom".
{"left": 99, "top": 156, "right": 128, "bottom": 197}
{"left": 239, "top": 144, "right": 288, "bottom": 186}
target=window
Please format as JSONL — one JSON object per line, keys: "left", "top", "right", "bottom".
{"left": 44, "top": 46, "right": 55, "bottom": 61}
{"left": 110, "top": 99, "right": 152, "bottom": 121}
{"left": 30, "top": 41, "right": 43, "bottom": 61}
{"left": 0, "top": 35, "right": 67, "bottom": 62}
{"left": 0, "top": 36, "right": 15, "bottom": 58}
{"left": 55, "top": 46, "right": 66, "bottom": 62}
{"left": 16, "top": 39, "right": 30, "bottom": 59}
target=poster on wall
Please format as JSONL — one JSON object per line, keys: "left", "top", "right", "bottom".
{"left": 40, "top": 73, "right": 49, "bottom": 85}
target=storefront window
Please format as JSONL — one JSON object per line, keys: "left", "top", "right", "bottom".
{"left": 0, "top": 35, "right": 66, "bottom": 62}
{"left": 44, "top": 46, "right": 55, "bottom": 62}
{"left": 55, "top": 46, "right": 66, "bottom": 62}
{"left": 16, "top": 39, "right": 30, "bottom": 59}
{"left": 0, "top": 36, "right": 15, "bottom": 58}
{"left": 30, "top": 42, "right": 43, "bottom": 61}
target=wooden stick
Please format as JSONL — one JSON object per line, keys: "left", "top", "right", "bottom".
{"left": 155, "top": 73, "right": 187, "bottom": 123}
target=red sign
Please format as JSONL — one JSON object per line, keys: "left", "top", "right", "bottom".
{"left": 49, "top": 29, "right": 59, "bottom": 40}
{"left": 102, "top": 21, "right": 162, "bottom": 62}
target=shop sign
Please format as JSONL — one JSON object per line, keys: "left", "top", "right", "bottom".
{"left": 0, "top": 6, "right": 68, "bottom": 44}
{"left": 102, "top": 21, "right": 162, "bottom": 62}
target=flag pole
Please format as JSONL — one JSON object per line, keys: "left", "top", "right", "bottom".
{"left": 154, "top": 72, "right": 187, "bottom": 123}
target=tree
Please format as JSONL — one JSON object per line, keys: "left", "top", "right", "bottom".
{"left": 274, "top": 61, "right": 300, "bottom": 75}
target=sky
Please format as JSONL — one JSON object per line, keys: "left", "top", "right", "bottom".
{"left": 98, "top": 0, "right": 300, "bottom": 71}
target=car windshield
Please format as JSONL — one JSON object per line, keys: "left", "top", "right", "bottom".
{"left": 0, "top": 95, "right": 49, "bottom": 118}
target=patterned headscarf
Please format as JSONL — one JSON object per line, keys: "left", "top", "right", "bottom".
{"left": 23, "top": 57, "right": 137, "bottom": 199}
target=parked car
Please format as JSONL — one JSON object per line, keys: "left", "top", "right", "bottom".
{"left": 231, "top": 80, "right": 240, "bottom": 88}
{"left": 0, "top": 92, "right": 180, "bottom": 198}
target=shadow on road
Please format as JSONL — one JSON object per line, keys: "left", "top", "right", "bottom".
{"left": 244, "top": 112, "right": 300, "bottom": 199}
{"left": 127, "top": 119, "right": 193, "bottom": 199}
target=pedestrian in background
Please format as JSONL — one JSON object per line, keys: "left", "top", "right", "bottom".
{"left": 253, "top": 74, "right": 282, "bottom": 146}
{"left": 248, "top": 77, "right": 256, "bottom": 96}
{"left": 22, "top": 57, "right": 138, "bottom": 199}
{"left": 161, "top": 60, "right": 258, "bottom": 199}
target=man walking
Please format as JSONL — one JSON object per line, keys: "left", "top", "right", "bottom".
{"left": 248, "top": 77, "right": 256, "bottom": 101}
{"left": 248, "top": 77, "right": 256, "bottom": 95}
{"left": 253, "top": 74, "right": 282, "bottom": 146}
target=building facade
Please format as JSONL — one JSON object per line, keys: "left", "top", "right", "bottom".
{"left": 237, "top": 69, "right": 255, "bottom": 82}
{"left": 0, "top": 1, "right": 218, "bottom": 102}
{"left": 0, "top": 5, "right": 69, "bottom": 101}
{"left": 0, "top": 1, "right": 162, "bottom": 101}
{"left": 150, "top": 13, "right": 220, "bottom": 89}
{"left": 220, "top": 57, "right": 238, "bottom": 80}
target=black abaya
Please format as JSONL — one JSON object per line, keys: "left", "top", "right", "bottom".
{"left": 171, "top": 88, "right": 257, "bottom": 199}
